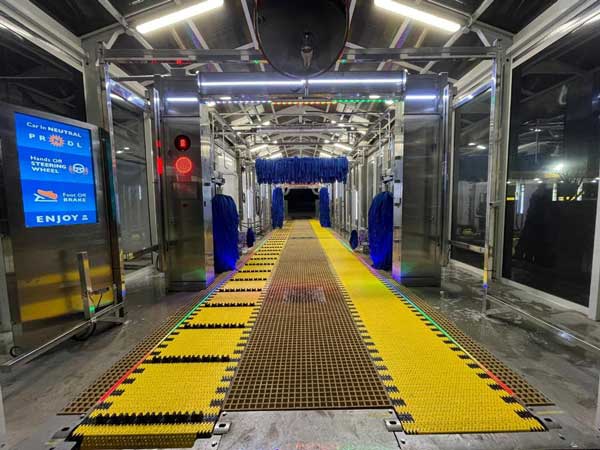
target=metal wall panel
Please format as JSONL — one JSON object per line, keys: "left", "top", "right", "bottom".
{"left": 156, "top": 77, "right": 214, "bottom": 291}
{"left": 392, "top": 75, "right": 450, "bottom": 286}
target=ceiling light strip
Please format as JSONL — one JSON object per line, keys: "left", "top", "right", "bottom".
{"left": 374, "top": 0, "right": 461, "bottom": 33}
{"left": 137, "top": 0, "right": 224, "bottom": 34}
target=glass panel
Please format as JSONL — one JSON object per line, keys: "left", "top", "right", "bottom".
{"left": 112, "top": 103, "right": 153, "bottom": 256}
{"left": 503, "top": 21, "right": 600, "bottom": 307}
{"left": 451, "top": 90, "right": 491, "bottom": 269}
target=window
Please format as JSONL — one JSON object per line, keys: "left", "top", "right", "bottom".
{"left": 112, "top": 103, "right": 153, "bottom": 257}
{"left": 451, "top": 90, "right": 491, "bottom": 269}
{"left": 503, "top": 21, "right": 600, "bottom": 306}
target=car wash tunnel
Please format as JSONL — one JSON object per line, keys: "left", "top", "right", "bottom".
{"left": 1, "top": 1, "right": 600, "bottom": 450}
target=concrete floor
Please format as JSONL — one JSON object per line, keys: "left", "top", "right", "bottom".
{"left": 1, "top": 257, "right": 600, "bottom": 449}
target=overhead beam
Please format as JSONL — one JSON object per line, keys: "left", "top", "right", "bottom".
{"left": 240, "top": 0, "right": 265, "bottom": 72}
{"left": 455, "top": 0, "right": 598, "bottom": 97}
{"left": 420, "top": 0, "right": 499, "bottom": 74}
{"left": 413, "top": 0, "right": 512, "bottom": 41}
{"left": 95, "top": 0, "right": 171, "bottom": 73}
{"left": 377, "top": 0, "right": 423, "bottom": 71}
{"left": 0, "top": 0, "right": 84, "bottom": 69}
{"left": 335, "top": 0, "right": 357, "bottom": 71}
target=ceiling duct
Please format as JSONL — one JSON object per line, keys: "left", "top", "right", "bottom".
{"left": 254, "top": 0, "right": 348, "bottom": 78}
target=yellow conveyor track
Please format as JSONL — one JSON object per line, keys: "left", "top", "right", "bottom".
{"left": 71, "top": 220, "right": 545, "bottom": 449}
{"left": 71, "top": 228, "right": 290, "bottom": 449}
{"left": 311, "top": 221, "right": 544, "bottom": 434}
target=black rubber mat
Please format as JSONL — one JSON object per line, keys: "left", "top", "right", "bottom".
{"left": 224, "top": 222, "right": 391, "bottom": 411}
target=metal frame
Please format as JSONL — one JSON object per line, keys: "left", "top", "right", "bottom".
{"left": 99, "top": 45, "right": 502, "bottom": 67}
{"left": 481, "top": 42, "right": 510, "bottom": 293}
{"left": 453, "top": 0, "right": 600, "bottom": 319}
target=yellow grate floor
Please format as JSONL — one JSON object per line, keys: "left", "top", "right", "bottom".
{"left": 184, "top": 306, "right": 256, "bottom": 326}
{"left": 155, "top": 328, "right": 245, "bottom": 358}
{"left": 311, "top": 221, "right": 544, "bottom": 435}
{"left": 71, "top": 230, "right": 289, "bottom": 448}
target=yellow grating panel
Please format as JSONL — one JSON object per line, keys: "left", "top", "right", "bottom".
{"left": 208, "top": 291, "right": 262, "bottom": 304}
{"left": 72, "top": 232, "right": 289, "bottom": 449}
{"left": 90, "top": 363, "right": 229, "bottom": 417}
{"left": 156, "top": 328, "right": 245, "bottom": 358}
{"left": 311, "top": 221, "right": 544, "bottom": 435}
{"left": 185, "top": 306, "right": 255, "bottom": 326}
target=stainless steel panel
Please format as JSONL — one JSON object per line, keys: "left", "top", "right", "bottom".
{"left": 391, "top": 102, "right": 405, "bottom": 282}
{"left": 399, "top": 114, "right": 443, "bottom": 286}
{"left": 392, "top": 75, "right": 449, "bottom": 287}
{"left": 157, "top": 77, "right": 214, "bottom": 291}
{"left": 0, "top": 103, "right": 115, "bottom": 350}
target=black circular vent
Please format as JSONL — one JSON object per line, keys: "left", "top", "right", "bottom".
{"left": 255, "top": 0, "right": 348, "bottom": 78}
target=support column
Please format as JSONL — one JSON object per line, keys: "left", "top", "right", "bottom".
{"left": 86, "top": 53, "right": 125, "bottom": 310}
{"left": 155, "top": 75, "right": 214, "bottom": 290}
{"left": 484, "top": 44, "right": 511, "bottom": 294}
{"left": 391, "top": 102, "right": 405, "bottom": 282}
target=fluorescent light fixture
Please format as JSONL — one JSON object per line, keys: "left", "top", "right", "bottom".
{"left": 116, "top": 150, "right": 124, "bottom": 154}
{"left": 476, "top": 145, "right": 486, "bottom": 150}
{"left": 269, "top": 152, "right": 282, "bottom": 159}
{"left": 308, "top": 78, "right": 405, "bottom": 85}
{"left": 331, "top": 120, "right": 337, "bottom": 124}
{"left": 124, "top": 147, "right": 130, "bottom": 150}
{"left": 369, "top": 94, "right": 381, "bottom": 99}
{"left": 324, "top": 139, "right": 331, "bottom": 144}
{"left": 334, "top": 143, "right": 352, "bottom": 152}
{"left": 468, "top": 142, "right": 476, "bottom": 146}
{"left": 385, "top": 99, "right": 394, "bottom": 105}
{"left": 219, "top": 96, "right": 232, "bottom": 101}
{"left": 273, "top": 140, "right": 278, "bottom": 144}
{"left": 137, "top": 0, "right": 223, "bottom": 34}
{"left": 405, "top": 94, "right": 437, "bottom": 100}
{"left": 205, "top": 101, "right": 216, "bottom": 107}
{"left": 263, "top": 120, "right": 271, "bottom": 126}
{"left": 202, "top": 80, "right": 304, "bottom": 87}
{"left": 167, "top": 97, "right": 198, "bottom": 103}
{"left": 374, "top": 0, "right": 461, "bottom": 33}
{"left": 251, "top": 144, "right": 268, "bottom": 152}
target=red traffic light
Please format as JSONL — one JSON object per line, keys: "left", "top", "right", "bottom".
{"left": 174, "top": 134, "right": 191, "bottom": 152}
{"left": 174, "top": 156, "right": 193, "bottom": 175}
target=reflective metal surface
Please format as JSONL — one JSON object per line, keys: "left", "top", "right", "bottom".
{"left": 155, "top": 76, "right": 214, "bottom": 291}
{"left": 393, "top": 75, "right": 450, "bottom": 286}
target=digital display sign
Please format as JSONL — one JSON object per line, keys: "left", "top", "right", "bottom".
{"left": 15, "top": 113, "right": 98, "bottom": 228}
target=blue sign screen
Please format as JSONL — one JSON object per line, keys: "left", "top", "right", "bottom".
{"left": 15, "top": 113, "right": 98, "bottom": 228}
